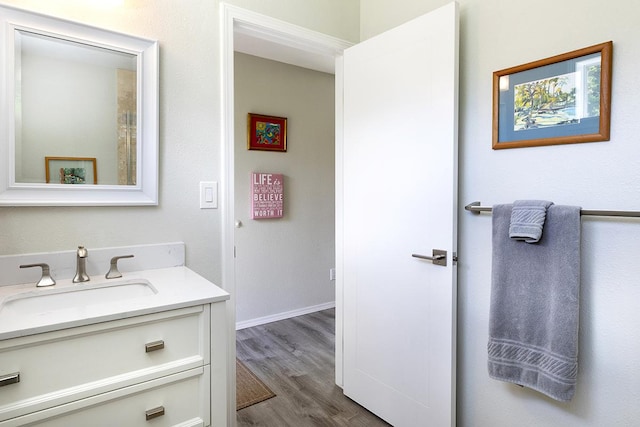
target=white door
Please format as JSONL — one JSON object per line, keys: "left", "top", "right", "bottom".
{"left": 341, "top": 2, "right": 459, "bottom": 426}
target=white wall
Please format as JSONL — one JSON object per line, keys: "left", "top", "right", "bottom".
{"left": 0, "top": 0, "right": 358, "bottom": 287}
{"left": 362, "top": 1, "right": 640, "bottom": 426}
{"left": 233, "top": 52, "right": 335, "bottom": 325}
{"left": 223, "top": 0, "right": 359, "bottom": 42}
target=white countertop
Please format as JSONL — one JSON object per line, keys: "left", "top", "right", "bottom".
{"left": 0, "top": 266, "right": 229, "bottom": 340}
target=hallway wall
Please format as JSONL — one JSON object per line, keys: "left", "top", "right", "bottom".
{"left": 233, "top": 52, "right": 336, "bottom": 325}
{"left": 361, "top": 1, "right": 640, "bottom": 426}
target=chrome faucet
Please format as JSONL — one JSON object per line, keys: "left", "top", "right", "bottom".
{"left": 20, "top": 263, "right": 56, "bottom": 287}
{"left": 72, "top": 245, "right": 90, "bottom": 283}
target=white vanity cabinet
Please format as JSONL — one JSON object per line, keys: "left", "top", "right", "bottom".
{"left": 0, "top": 301, "right": 227, "bottom": 426}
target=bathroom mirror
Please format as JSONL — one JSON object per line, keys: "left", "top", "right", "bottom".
{"left": 0, "top": 6, "right": 158, "bottom": 206}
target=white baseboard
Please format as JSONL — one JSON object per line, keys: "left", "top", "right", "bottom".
{"left": 236, "top": 301, "right": 336, "bottom": 330}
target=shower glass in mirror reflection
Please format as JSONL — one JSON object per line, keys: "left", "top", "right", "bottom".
{"left": 15, "top": 30, "right": 137, "bottom": 185}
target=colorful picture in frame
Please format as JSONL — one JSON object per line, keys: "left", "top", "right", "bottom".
{"left": 45, "top": 156, "right": 97, "bottom": 184}
{"left": 59, "top": 167, "right": 86, "bottom": 184}
{"left": 247, "top": 113, "right": 287, "bottom": 152}
{"left": 493, "top": 41, "right": 612, "bottom": 149}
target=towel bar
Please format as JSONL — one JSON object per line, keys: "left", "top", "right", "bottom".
{"left": 465, "top": 201, "right": 640, "bottom": 218}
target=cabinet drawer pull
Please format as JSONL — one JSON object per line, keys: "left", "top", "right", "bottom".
{"left": 145, "top": 406, "right": 165, "bottom": 421}
{"left": 145, "top": 340, "right": 165, "bottom": 353}
{"left": 0, "top": 372, "right": 20, "bottom": 387}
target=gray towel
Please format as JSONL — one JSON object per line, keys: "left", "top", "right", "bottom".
{"left": 509, "top": 200, "right": 554, "bottom": 243}
{"left": 489, "top": 204, "right": 581, "bottom": 402}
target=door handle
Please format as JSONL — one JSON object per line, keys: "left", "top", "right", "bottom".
{"left": 412, "top": 249, "right": 447, "bottom": 266}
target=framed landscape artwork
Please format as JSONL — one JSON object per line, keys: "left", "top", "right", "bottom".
{"left": 45, "top": 156, "right": 97, "bottom": 184}
{"left": 493, "top": 41, "right": 612, "bottom": 149}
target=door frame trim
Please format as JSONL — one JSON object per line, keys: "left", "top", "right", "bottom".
{"left": 220, "top": 3, "right": 351, "bottom": 422}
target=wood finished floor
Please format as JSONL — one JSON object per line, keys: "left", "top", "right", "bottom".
{"left": 236, "top": 309, "right": 391, "bottom": 426}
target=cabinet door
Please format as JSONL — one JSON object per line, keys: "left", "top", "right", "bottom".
{"left": 0, "top": 367, "right": 210, "bottom": 427}
{"left": 0, "top": 305, "right": 209, "bottom": 421}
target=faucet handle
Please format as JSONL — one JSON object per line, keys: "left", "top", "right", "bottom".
{"left": 105, "top": 255, "right": 134, "bottom": 279}
{"left": 20, "top": 263, "right": 56, "bottom": 287}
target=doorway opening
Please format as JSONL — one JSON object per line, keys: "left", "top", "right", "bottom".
{"left": 220, "top": 3, "right": 352, "bottom": 422}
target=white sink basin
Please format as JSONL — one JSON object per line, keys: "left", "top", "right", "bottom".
{"left": 0, "top": 280, "right": 157, "bottom": 319}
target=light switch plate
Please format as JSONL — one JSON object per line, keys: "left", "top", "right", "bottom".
{"left": 200, "top": 181, "right": 218, "bottom": 209}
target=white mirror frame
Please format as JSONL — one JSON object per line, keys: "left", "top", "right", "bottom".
{"left": 0, "top": 5, "right": 158, "bottom": 206}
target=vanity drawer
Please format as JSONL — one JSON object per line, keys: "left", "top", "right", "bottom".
{"left": 0, "top": 305, "right": 210, "bottom": 420}
{"left": 0, "top": 366, "right": 209, "bottom": 427}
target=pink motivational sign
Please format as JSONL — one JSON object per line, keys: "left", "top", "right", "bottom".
{"left": 251, "top": 172, "right": 284, "bottom": 219}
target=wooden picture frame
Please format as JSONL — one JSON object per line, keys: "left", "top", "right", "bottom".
{"left": 45, "top": 156, "right": 97, "bottom": 184}
{"left": 493, "top": 41, "right": 612, "bottom": 149}
{"left": 247, "top": 113, "right": 287, "bottom": 152}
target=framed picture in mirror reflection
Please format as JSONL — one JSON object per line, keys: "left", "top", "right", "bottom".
{"left": 45, "top": 157, "right": 97, "bottom": 185}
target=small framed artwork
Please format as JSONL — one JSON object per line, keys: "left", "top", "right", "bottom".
{"left": 45, "top": 156, "right": 98, "bottom": 184}
{"left": 247, "top": 113, "right": 287, "bottom": 152}
{"left": 493, "top": 41, "right": 612, "bottom": 149}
